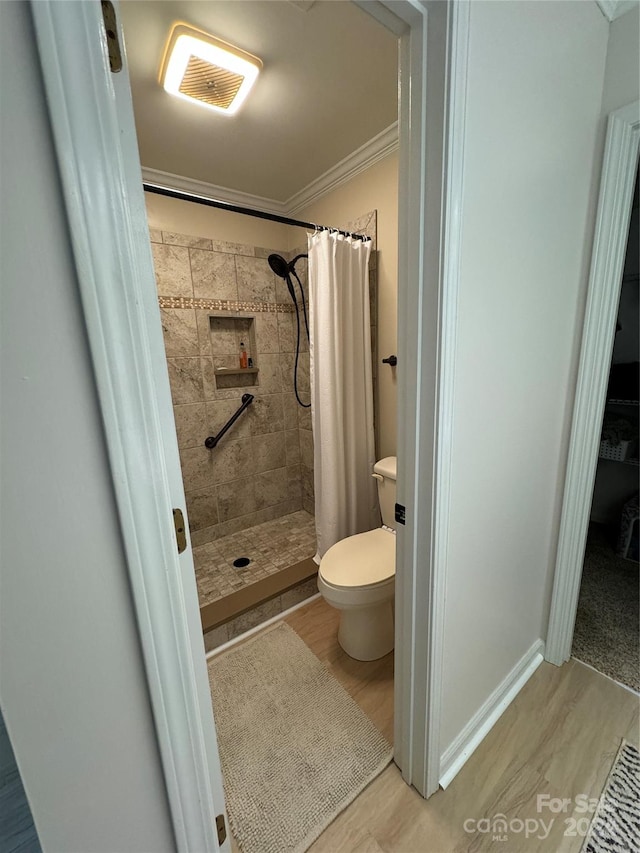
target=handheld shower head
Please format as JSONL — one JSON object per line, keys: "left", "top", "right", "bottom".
{"left": 267, "top": 252, "right": 308, "bottom": 279}
{"left": 267, "top": 253, "right": 290, "bottom": 279}
{"left": 266, "top": 254, "right": 311, "bottom": 408}
{"left": 267, "top": 253, "right": 296, "bottom": 301}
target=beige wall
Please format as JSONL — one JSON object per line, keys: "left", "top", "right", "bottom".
{"left": 146, "top": 191, "right": 291, "bottom": 251}
{"left": 293, "top": 153, "right": 399, "bottom": 459}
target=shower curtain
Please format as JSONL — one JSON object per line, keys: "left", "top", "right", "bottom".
{"left": 308, "top": 230, "right": 379, "bottom": 561}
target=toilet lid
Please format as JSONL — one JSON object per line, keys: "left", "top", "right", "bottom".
{"left": 320, "top": 528, "right": 396, "bottom": 588}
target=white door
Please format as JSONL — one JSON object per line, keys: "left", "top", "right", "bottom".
{"left": 30, "top": 2, "right": 229, "bottom": 850}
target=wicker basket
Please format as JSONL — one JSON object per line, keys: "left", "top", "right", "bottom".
{"left": 599, "top": 438, "right": 632, "bottom": 462}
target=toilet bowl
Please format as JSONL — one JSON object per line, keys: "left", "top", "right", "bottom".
{"left": 317, "top": 457, "right": 396, "bottom": 661}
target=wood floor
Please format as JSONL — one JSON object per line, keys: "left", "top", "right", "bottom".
{"left": 285, "top": 597, "right": 394, "bottom": 744}
{"left": 229, "top": 597, "right": 639, "bottom": 853}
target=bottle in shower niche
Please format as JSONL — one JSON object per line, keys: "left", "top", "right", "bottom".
{"left": 239, "top": 341, "right": 248, "bottom": 369}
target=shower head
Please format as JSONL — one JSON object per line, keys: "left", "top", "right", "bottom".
{"left": 268, "top": 253, "right": 296, "bottom": 302}
{"left": 268, "top": 253, "right": 290, "bottom": 279}
{"left": 267, "top": 254, "right": 310, "bottom": 408}
{"left": 268, "top": 252, "right": 309, "bottom": 279}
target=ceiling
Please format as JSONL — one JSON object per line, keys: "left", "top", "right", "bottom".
{"left": 120, "top": 1, "right": 399, "bottom": 203}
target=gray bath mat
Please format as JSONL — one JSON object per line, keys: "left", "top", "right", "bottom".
{"left": 207, "top": 622, "right": 392, "bottom": 853}
{"left": 582, "top": 740, "right": 640, "bottom": 853}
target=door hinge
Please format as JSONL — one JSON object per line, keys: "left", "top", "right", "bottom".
{"left": 215, "top": 814, "right": 227, "bottom": 846}
{"left": 100, "top": 0, "right": 122, "bottom": 73}
{"left": 395, "top": 503, "right": 406, "bottom": 526}
{"left": 172, "top": 508, "right": 187, "bottom": 554}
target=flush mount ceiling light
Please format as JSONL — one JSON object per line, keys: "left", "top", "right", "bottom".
{"left": 160, "top": 23, "right": 262, "bottom": 116}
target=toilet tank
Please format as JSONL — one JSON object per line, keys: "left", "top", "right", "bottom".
{"left": 373, "top": 456, "right": 397, "bottom": 529}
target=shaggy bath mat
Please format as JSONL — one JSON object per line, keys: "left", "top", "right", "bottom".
{"left": 207, "top": 622, "right": 392, "bottom": 853}
{"left": 582, "top": 740, "right": 640, "bottom": 853}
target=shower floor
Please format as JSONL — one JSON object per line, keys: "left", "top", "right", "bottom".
{"left": 193, "top": 510, "right": 317, "bottom": 607}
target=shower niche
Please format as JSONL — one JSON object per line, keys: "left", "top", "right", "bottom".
{"left": 208, "top": 314, "right": 259, "bottom": 392}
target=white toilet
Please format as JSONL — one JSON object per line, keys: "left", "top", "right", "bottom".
{"left": 317, "top": 457, "right": 396, "bottom": 661}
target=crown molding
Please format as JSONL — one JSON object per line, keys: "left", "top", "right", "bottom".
{"left": 596, "top": 0, "right": 616, "bottom": 20}
{"left": 595, "top": 0, "right": 638, "bottom": 21}
{"left": 286, "top": 122, "right": 399, "bottom": 215}
{"left": 141, "top": 121, "right": 399, "bottom": 220}
{"left": 140, "top": 167, "right": 289, "bottom": 216}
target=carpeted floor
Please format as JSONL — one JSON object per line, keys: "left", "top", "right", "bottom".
{"left": 572, "top": 525, "right": 639, "bottom": 692}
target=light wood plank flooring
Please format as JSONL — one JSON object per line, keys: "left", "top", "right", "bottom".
{"left": 285, "top": 598, "right": 394, "bottom": 744}
{"left": 228, "top": 598, "right": 638, "bottom": 853}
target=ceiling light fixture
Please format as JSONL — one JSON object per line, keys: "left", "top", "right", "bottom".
{"left": 160, "top": 23, "right": 262, "bottom": 116}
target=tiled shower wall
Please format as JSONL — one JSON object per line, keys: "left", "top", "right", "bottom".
{"left": 150, "top": 211, "right": 378, "bottom": 546}
{"left": 150, "top": 228, "right": 307, "bottom": 547}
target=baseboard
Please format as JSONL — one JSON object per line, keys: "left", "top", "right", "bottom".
{"left": 205, "top": 594, "right": 321, "bottom": 659}
{"left": 439, "top": 638, "right": 545, "bottom": 788}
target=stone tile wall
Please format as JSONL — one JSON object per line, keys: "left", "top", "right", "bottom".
{"left": 150, "top": 228, "right": 306, "bottom": 546}
{"left": 150, "top": 211, "right": 378, "bottom": 545}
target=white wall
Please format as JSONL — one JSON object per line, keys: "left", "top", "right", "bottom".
{"left": 440, "top": 1, "right": 609, "bottom": 756}
{"left": 601, "top": 4, "right": 640, "bottom": 115}
{"left": 0, "top": 4, "right": 175, "bottom": 850}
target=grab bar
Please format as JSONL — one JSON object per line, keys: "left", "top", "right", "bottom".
{"left": 204, "top": 393, "right": 254, "bottom": 449}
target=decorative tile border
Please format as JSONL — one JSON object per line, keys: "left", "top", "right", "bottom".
{"left": 158, "top": 296, "right": 295, "bottom": 313}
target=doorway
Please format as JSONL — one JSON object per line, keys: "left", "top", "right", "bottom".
{"left": 546, "top": 101, "right": 640, "bottom": 674}
{"left": 31, "top": 0, "right": 457, "bottom": 846}
{"left": 119, "top": 3, "right": 397, "bottom": 650}
{"left": 571, "top": 166, "right": 639, "bottom": 691}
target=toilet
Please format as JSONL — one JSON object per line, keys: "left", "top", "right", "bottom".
{"left": 317, "top": 457, "right": 396, "bottom": 661}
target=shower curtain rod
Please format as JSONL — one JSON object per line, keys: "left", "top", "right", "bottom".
{"left": 143, "top": 183, "right": 371, "bottom": 241}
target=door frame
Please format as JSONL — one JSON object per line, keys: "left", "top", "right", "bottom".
{"left": 30, "top": 2, "right": 230, "bottom": 850}
{"left": 30, "top": 0, "right": 468, "bottom": 847}
{"left": 546, "top": 100, "right": 640, "bottom": 666}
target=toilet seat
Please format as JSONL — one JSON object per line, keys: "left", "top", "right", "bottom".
{"left": 319, "top": 527, "right": 395, "bottom": 589}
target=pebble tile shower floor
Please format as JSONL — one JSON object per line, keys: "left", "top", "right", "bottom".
{"left": 193, "top": 510, "right": 316, "bottom": 606}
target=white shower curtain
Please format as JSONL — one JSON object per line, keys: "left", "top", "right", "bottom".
{"left": 308, "top": 230, "right": 379, "bottom": 561}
